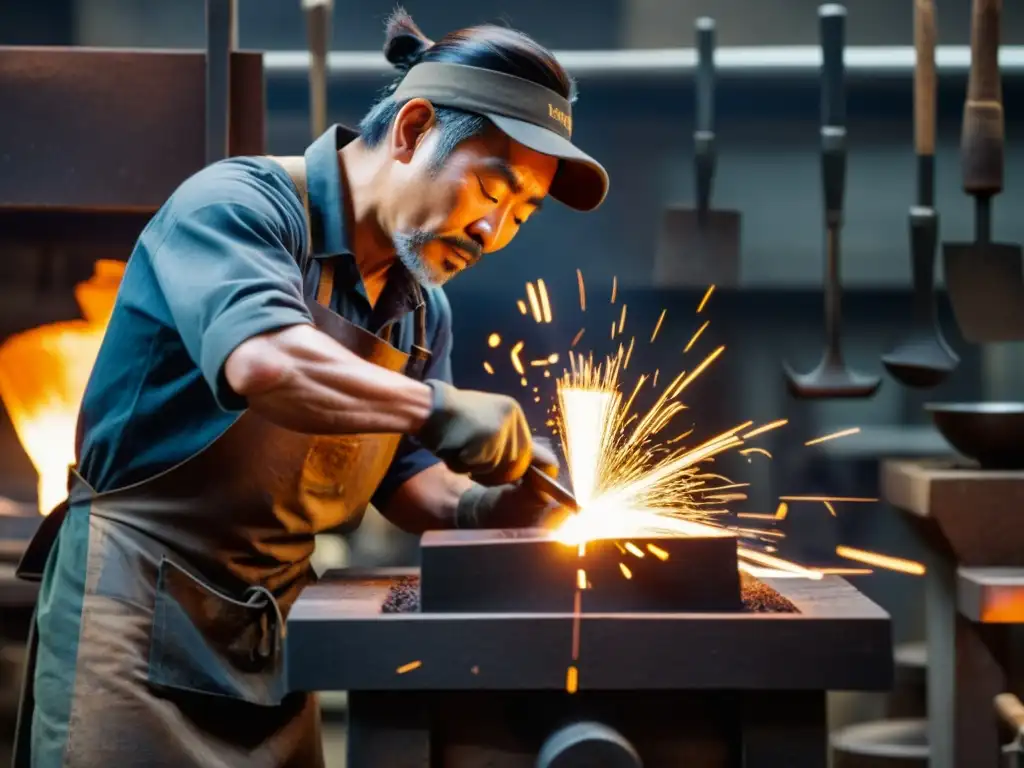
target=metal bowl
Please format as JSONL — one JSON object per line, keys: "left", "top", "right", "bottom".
{"left": 925, "top": 402, "right": 1024, "bottom": 470}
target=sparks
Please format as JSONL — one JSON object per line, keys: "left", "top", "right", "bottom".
{"left": 510, "top": 341, "right": 525, "bottom": 375}
{"left": 483, "top": 362, "right": 494, "bottom": 375}
{"left": 650, "top": 309, "right": 667, "bottom": 343}
{"left": 624, "top": 542, "right": 644, "bottom": 558}
{"left": 526, "top": 282, "right": 543, "bottom": 323}
{"left": 516, "top": 299, "right": 527, "bottom": 315}
{"left": 552, "top": 346, "right": 779, "bottom": 545}
{"left": 487, "top": 333, "right": 501, "bottom": 348}
{"left": 836, "top": 546, "right": 925, "bottom": 575}
{"left": 565, "top": 664, "right": 579, "bottom": 694}
{"left": 684, "top": 320, "right": 709, "bottom": 353}
{"left": 742, "top": 419, "right": 789, "bottom": 439}
{"left": 618, "top": 304, "right": 627, "bottom": 334}
{"left": 537, "top": 279, "right": 553, "bottom": 323}
{"left": 736, "top": 502, "right": 788, "bottom": 521}
{"left": 576, "top": 269, "right": 586, "bottom": 311}
{"left": 647, "top": 543, "right": 669, "bottom": 560}
{"left": 781, "top": 495, "right": 877, "bottom": 503}
{"left": 610, "top": 276, "right": 618, "bottom": 304}
{"left": 396, "top": 661, "right": 422, "bottom": 674}
{"left": 571, "top": 328, "right": 585, "bottom": 348}
{"left": 697, "top": 285, "right": 715, "bottom": 313}
{"left": 805, "top": 427, "right": 861, "bottom": 446}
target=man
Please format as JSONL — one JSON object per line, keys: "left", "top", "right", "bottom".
{"left": 13, "top": 10, "right": 608, "bottom": 768}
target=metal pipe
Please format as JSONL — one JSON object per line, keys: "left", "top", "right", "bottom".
{"left": 263, "top": 45, "right": 1024, "bottom": 82}
{"left": 205, "top": 0, "right": 237, "bottom": 165}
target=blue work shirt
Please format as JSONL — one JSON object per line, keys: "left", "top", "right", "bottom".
{"left": 75, "top": 125, "right": 452, "bottom": 510}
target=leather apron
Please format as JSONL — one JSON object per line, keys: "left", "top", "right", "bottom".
{"left": 11, "top": 156, "right": 431, "bottom": 768}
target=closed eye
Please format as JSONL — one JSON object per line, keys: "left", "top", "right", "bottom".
{"left": 477, "top": 176, "right": 498, "bottom": 204}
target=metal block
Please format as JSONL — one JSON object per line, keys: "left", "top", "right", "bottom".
{"left": 0, "top": 47, "right": 265, "bottom": 212}
{"left": 419, "top": 528, "right": 742, "bottom": 613}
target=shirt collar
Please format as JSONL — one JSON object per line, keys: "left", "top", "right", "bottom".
{"left": 303, "top": 124, "right": 424, "bottom": 323}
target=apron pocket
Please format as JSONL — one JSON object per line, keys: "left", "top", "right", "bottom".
{"left": 147, "top": 557, "right": 287, "bottom": 707}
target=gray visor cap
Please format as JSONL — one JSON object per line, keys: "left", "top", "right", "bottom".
{"left": 391, "top": 62, "right": 609, "bottom": 212}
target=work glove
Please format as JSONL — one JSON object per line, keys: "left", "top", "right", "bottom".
{"left": 417, "top": 380, "right": 551, "bottom": 486}
{"left": 453, "top": 440, "right": 569, "bottom": 529}
{"left": 454, "top": 448, "right": 569, "bottom": 532}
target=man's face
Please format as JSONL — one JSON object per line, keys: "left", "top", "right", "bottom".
{"left": 383, "top": 102, "right": 559, "bottom": 287}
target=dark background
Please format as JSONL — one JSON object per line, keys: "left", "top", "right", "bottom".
{"left": 4, "top": 0, "right": 1024, "bottom": 646}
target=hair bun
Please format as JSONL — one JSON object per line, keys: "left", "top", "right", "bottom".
{"left": 384, "top": 8, "right": 434, "bottom": 72}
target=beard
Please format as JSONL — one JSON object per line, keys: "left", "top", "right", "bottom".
{"left": 393, "top": 230, "right": 481, "bottom": 288}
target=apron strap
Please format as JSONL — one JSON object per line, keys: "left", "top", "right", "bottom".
{"left": 267, "top": 154, "right": 430, "bottom": 372}
{"left": 266, "top": 155, "right": 333, "bottom": 309}
{"left": 316, "top": 259, "right": 335, "bottom": 307}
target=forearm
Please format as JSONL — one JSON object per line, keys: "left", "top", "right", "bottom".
{"left": 379, "top": 463, "right": 475, "bottom": 533}
{"left": 224, "top": 323, "right": 432, "bottom": 435}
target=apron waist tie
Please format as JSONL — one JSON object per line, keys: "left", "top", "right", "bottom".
{"left": 244, "top": 584, "right": 286, "bottom": 664}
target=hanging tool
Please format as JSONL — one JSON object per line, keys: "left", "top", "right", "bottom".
{"left": 784, "top": 4, "right": 880, "bottom": 399}
{"left": 943, "top": 0, "right": 1024, "bottom": 343}
{"left": 205, "top": 0, "right": 238, "bottom": 165}
{"left": 303, "top": 0, "right": 334, "bottom": 140}
{"left": 881, "top": 0, "right": 959, "bottom": 388}
{"left": 653, "top": 17, "right": 741, "bottom": 288}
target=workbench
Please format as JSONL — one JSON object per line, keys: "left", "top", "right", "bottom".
{"left": 286, "top": 567, "right": 892, "bottom": 767}
{"left": 883, "top": 459, "right": 1024, "bottom": 768}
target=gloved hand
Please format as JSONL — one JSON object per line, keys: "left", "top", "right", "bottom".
{"left": 453, "top": 437, "right": 568, "bottom": 529}
{"left": 417, "top": 380, "right": 547, "bottom": 486}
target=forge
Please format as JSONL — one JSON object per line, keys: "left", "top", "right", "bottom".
{"left": 286, "top": 527, "right": 894, "bottom": 767}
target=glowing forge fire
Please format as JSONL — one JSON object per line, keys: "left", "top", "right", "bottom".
{"left": 0, "top": 261, "right": 125, "bottom": 515}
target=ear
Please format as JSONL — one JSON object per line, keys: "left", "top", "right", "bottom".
{"left": 390, "top": 98, "right": 437, "bottom": 163}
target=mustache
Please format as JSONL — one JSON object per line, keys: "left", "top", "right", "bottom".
{"left": 438, "top": 236, "right": 483, "bottom": 266}
{"left": 401, "top": 231, "right": 482, "bottom": 266}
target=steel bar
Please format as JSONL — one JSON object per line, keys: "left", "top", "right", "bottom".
{"left": 263, "top": 46, "right": 1024, "bottom": 82}
{"left": 419, "top": 528, "right": 741, "bottom": 613}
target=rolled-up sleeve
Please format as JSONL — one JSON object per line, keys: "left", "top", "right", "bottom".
{"left": 371, "top": 289, "right": 454, "bottom": 510}
{"left": 148, "top": 175, "right": 312, "bottom": 411}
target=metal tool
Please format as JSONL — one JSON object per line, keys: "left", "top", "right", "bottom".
{"left": 996, "top": 693, "right": 1024, "bottom": 767}
{"left": 926, "top": 402, "right": 1024, "bottom": 469}
{"left": 303, "top": 0, "right": 333, "bottom": 140}
{"left": 943, "top": 0, "right": 1024, "bottom": 343}
{"left": 205, "top": 0, "right": 237, "bottom": 165}
{"left": 784, "top": 4, "right": 880, "bottom": 400}
{"left": 526, "top": 464, "right": 580, "bottom": 512}
{"left": 881, "top": 0, "right": 959, "bottom": 388}
{"left": 653, "top": 17, "right": 741, "bottom": 288}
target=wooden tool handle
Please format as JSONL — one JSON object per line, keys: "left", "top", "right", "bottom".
{"left": 962, "top": 0, "right": 1004, "bottom": 196}
{"left": 995, "top": 693, "right": 1024, "bottom": 735}
{"left": 304, "top": 0, "right": 333, "bottom": 140}
{"left": 914, "top": 0, "right": 937, "bottom": 156}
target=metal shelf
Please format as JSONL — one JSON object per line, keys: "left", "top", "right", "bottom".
{"left": 264, "top": 45, "right": 1024, "bottom": 82}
